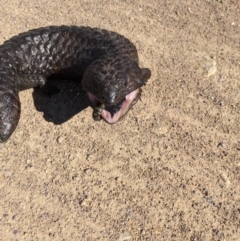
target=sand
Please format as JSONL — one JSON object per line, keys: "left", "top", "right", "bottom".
{"left": 0, "top": 0, "right": 239, "bottom": 240}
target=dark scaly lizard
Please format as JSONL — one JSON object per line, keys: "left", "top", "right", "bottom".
{"left": 0, "top": 26, "right": 151, "bottom": 142}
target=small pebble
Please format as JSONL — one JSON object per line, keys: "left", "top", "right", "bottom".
{"left": 57, "top": 136, "right": 64, "bottom": 143}
{"left": 196, "top": 55, "right": 217, "bottom": 77}
{"left": 84, "top": 168, "right": 92, "bottom": 175}
{"left": 220, "top": 172, "right": 230, "bottom": 186}
{"left": 119, "top": 232, "right": 132, "bottom": 241}
{"left": 115, "top": 176, "right": 122, "bottom": 181}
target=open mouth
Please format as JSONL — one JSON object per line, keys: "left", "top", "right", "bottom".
{"left": 87, "top": 89, "right": 141, "bottom": 124}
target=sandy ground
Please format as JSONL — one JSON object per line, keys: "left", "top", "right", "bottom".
{"left": 0, "top": 0, "right": 239, "bottom": 240}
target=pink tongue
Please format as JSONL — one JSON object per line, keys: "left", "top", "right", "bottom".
{"left": 87, "top": 89, "right": 139, "bottom": 124}
{"left": 100, "top": 90, "right": 139, "bottom": 124}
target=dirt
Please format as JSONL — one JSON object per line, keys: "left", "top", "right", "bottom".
{"left": 0, "top": 0, "right": 239, "bottom": 240}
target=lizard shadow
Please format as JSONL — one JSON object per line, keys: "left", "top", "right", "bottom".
{"left": 32, "top": 78, "right": 90, "bottom": 124}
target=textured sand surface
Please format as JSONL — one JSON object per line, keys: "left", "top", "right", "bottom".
{"left": 0, "top": 1, "right": 239, "bottom": 240}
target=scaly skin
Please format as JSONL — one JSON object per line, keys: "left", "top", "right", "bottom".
{"left": 0, "top": 26, "right": 151, "bottom": 142}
